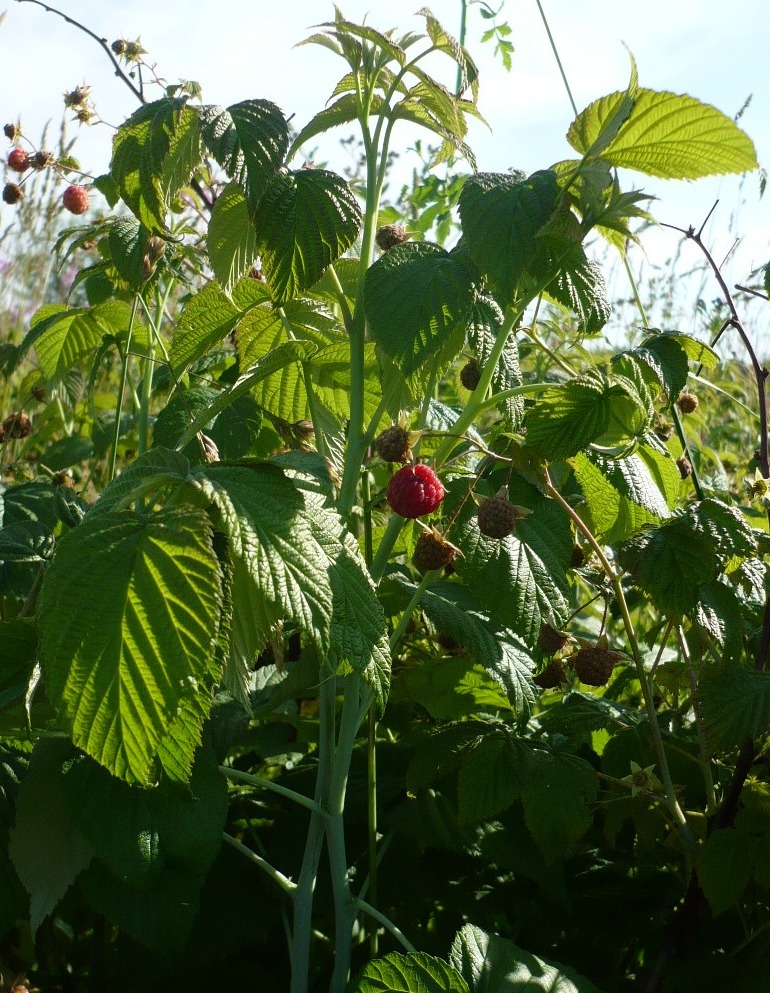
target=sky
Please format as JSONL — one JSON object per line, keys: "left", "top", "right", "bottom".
{"left": 1, "top": 0, "right": 768, "bottom": 342}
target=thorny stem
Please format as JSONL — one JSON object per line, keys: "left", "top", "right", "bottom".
{"left": 543, "top": 470, "right": 693, "bottom": 845}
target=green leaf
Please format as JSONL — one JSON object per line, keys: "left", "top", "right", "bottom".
{"left": 365, "top": 241, "right": 475, "bottom": 376}
{"left": 189, "top": 465, "right": 390, "bottom": 706}
{"left": 112, "top": 98, "right": 202, "bottom": 233}
{"left": 693, "top": 580, "right": 745, "bottom": 664}
{"left": 168, "top": 276, "right": 270, "bottom": 377}
{"left": 543, "top": 247, "right": 610, "bottom": 335}
{"left": 38, "top": 508, "right": 223, "bottom": 784}
{"left": 417, "top": 579, "right": 536, "bottom": 717}
{"left": 289, "top": 92, "right": 375, "bottom": 158}
{"left": 450, "top": 923, "right": 605, "bottom": 993}
{"left": 152, "top": 385, "right": 219, "bottom": 461}
{"left": 199, "top": 99, "right": 289, "bottom": 211}
{"left": 459, "top": 170, "right": 559, "bottom": 305}
{"left": 624, "top": 332, "right": 692, "bottom": 399}
{"left": 571, "top": 88, "right": 757, "bottom": 180}
{"left": 699, "top": 670, "right": 770, "bottom": 752}
{"left": 696, "top": 828, "right": 752, "bottom": 916}
{"left": 253, "top": 168, "right": 362, "bottom": 304}
{"left": 393, "top": 656, "right": 512, "bottom": 721}
{"left": 349, "top": 951, "right": 470, "bottom": 993}
{"left": 455, "top": 477, "right": 572, "bottom": 643}
{"left": 457, "top": 727, "right": 528, "bottom": 823}
{"left": 19, "top": 301, "right": 141, "bottom": 384}
{"left": 419, "top": 7, "right": 479, "bottom": 95}
{"left": 522, "top": 750, "right": 598, "bottom": 862}
{"left": 566, "top": 59, "right": 639, "bottom": 160}
{"left": 108, "top": 216, "right": 151, "bottom": 291}
{"left": 8, "top": 740, "right": 94, "bottom": 937}
{"left": 88, "top": 447, "right": 191, "bottom": 516}
{"left": 207, "top": 182, "right": 257, "bottom": 293}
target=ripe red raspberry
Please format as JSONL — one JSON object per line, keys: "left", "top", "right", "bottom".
{"left": 2, "top": 182, "right": 23, "bottom": 205}
{"left": 386, "top": 463, "right": 445, "bottom": 519}
{"left": 477, "top": 488, "right": 519, "bottom": 539}
{"left": 459, "top": 359, "right": 481, "bottom": 391}
{"left": 62, "top": 184, "right": 89, "bottom": 215}
{"left": 7, "top": 147, "right": 30, "bottom": 173}
{"left": 375, "top": 424, "right": 412, "bottom": 464}
{"left": 412, "top": 528, "right": 459, "bottom": 572}
{"left": 676, "top": 390, "right": 698, "bottom": 414}
{"left": 571, "top": 646, "right": 620, "bottom": 686}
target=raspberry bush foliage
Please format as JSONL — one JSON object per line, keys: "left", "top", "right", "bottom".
{"left": 0, "top": 4, "right": 769, "bottom": 992}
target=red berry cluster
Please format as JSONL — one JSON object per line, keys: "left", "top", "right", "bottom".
{"left": 3, "top": 123, "right": 91, "bottom": 215}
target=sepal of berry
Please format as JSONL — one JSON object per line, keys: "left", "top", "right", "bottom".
{"left": 62, "top": 184, "right": 89, "bottom": 215}
{"left": 459, "top": 358, "right": 482, "bottom": 391}
{"left": 412, "top": 526, "right": 461, "bottom": 572}
{"left": 375, "top": 223, "right": 409, "bottom": 251}
{"left": 387, "top": 463, "right": 445, "bottom": 519}
{"left": 7, "top": 147, "right": 29, "bottom": 173}
{"left": 676, "top": 390, "right": 698, "bottom": 414}
{"left": 2, "top": 182, "right": 23, "bottom": 205}
{"left": 476, "top": 486, "right": 528, "bottom": 539}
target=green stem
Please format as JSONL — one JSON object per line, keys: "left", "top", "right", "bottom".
{"left": 389, "top": 571, "right": 433, "bottom": 652}
{"left": 220, "top": 765, "right": 328, "bottom": 817}
{"left": 366, "top": 706, "right": 379, "bottom": 957}
{"left": 677, "top": 626, "right": 717, "bottom": 815}
{"left": 354, "top": 899, "right": 417, "bottom": 953}
{"left": 534, "top": 0, "right": 578, "bottom": 116}
{"left": 108, "top": 294, "right": 140, "bottom": 482}
{"left": 222, "top": 831, "right": 296, "bottom": 896}
{"left": 433, "top": 305, "right": 522, "bottom": 466}
{"left": 369, "top": 513, "right": 406, "bottom": 585}
{"left": 327, "top": 675, "right": 369, "bottom": 993}
{"left": 291, "top": 662, "right": 337, "bottom": 993}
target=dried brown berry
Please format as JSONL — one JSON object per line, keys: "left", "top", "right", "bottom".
{"left": 537, "top": 622, "right": 570, "bottom": 655}
{"left": 534, "top": 659, "right": 567, "bottom": 690}
{"left": 375, "top": 223, "right": 408, "bottom": 251}
{"left": 2, "top": 182, "right": 23, "bottom": 205}
{"left": 569, "top": 543, "right": 586, "bottom": 568}
{"left": 477, "top": 488, "right": 518, "bottom": 539}
{"left": 676, "top": 455, "right": 692, "bottom": 480}
{"left": 677, "top": 391, "right": 698, "bottom": 414}
{"left": 459, "top": 359, "right": 481, "bottom": 391}
{"left": 64, "top": 85, "right": 90, "bottom": 108}
{"left": 654, "top": 417, "right": 673, "bottom": 442}
{"left": 412, "top": 528, "right": 459, "bottom": 572}
{"left": 2, "top": 411, "right": 31, "bottom": 439}
{"left": 375, "top": 424, "right": 412, "bottom": 464}
{"left": 4, "top": 122, "right": 20, "bottom": 141}
{"left": 572, "top": 646, "right": 619, "bottom": 686}
{"left": 32, "top": 150, "right": 53, "bottom": 170}
{"left": 111, "top": 39, "right": 128, "bottom": 55}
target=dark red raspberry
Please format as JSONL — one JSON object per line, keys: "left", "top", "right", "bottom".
{"left": 32, "top": 150, "right": 53, "bottom": 170}
{"left": 676, "top": 391, "right": 698, "bottom": 414}
{"left": 2, "top": 182, "right": 23, "bottom": 205}
{"left": 2, "top": 411, "right": 31, "bottom": 439}
{"left": 387, "top": 463, "right": 445, "bottom": 519}
{"left": 375, "top": 425, "right": 412, "bottom": 464}
{"left": 375, "top": 224, "right": 408, "bottom": 251}
{"left": 571, "top": 646, "right": 620, "bottom": 686}
{"left": 7, "top": 147, "right": 29, "bottom": 173}
{"left": 413, "top": 528, "right": 459, "bottom": 572}
{"left": 459, "top": 359, "right": 481, "bottom": 391}
{"left": 534, "top": 659, "right": 567, "bottom": 690}
{"left": 537, "top": 622, "right": 570, "bottom": 655}
{"left": 62, "top": 184, "right": 89, "bottom": 215}
{"left": 477, "top": 488, "right": 518, "bottom": 539}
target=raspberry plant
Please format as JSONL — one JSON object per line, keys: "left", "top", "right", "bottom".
{"left": 0, "top": 3, "right": 769, "bottom": 993}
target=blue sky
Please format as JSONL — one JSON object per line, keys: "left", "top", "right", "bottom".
{"left": 1, "top": 0, "right": 768, "bottom": 341}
